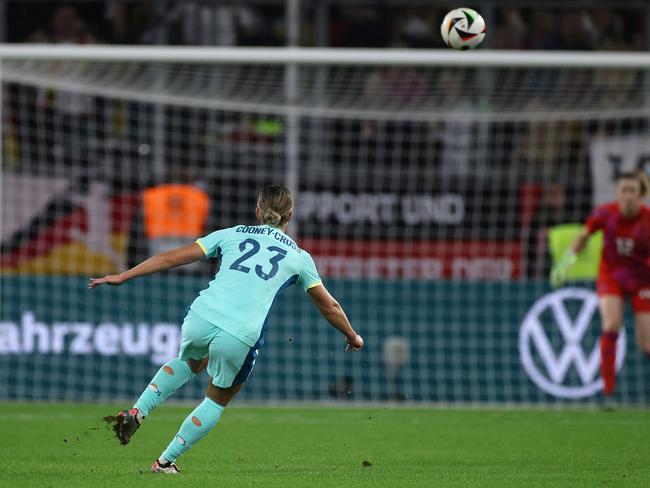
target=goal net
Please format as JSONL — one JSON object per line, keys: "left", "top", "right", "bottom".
{"left": 1, "top": 46, "right": 649, "bottom": 404}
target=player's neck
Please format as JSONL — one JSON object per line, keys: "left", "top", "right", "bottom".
{"left": 261, "top": 223, "right": 289, "bottom": 233}
{"left": 620, "top": 206, "right": 640, "bottom": 219}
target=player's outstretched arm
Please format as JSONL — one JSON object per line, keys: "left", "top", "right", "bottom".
{"left": 88, "top": 243, "right": 206, "bottom": 288}
{"left": 307, "top": 284, "right": 364, "bottom": 351}
{"left": 550, "top": 227, "right": 590, "bottom": 288}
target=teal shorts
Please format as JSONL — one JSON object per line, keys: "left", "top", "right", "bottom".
{"left": 178, "top": 310, "right": 257, "bottom": 388}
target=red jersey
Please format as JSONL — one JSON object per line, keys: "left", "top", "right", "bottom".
{"left": 586, "top": 202, "right": 650, "bottom": 293}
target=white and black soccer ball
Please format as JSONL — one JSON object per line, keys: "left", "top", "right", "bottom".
{"left": 440, "top": 8, "right": 486, "bottom": 50}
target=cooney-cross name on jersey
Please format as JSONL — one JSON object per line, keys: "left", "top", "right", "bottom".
{"left": 235, "top": 225, "right": 300, "bottom": 252}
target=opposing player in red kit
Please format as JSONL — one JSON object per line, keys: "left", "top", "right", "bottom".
{"left": 551, "top": 171, "right": 650, "bottom": 397}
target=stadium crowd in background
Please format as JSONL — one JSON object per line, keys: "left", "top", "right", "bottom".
{"left": 5, "top": 2, "right": 647, "bottom": 51}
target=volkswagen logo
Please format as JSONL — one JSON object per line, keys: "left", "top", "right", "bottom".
{"left": 519, "top": 288, "right": 626, "bottom": 399}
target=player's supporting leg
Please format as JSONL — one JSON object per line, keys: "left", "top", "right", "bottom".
{"left": 153, "top": 382, "right": 242, "bottom": 472}
{"left": 152, "top": 325, "right": 252, "bottom": 472}
{"left": 598, "top": 296, "right": 624, "bottom": 396}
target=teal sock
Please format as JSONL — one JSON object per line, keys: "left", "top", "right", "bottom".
{"left": 133, "top": 358, "right": 195, "bottom": 417}
{"left": 160, "top": 397, "right": 224, "bottom": 463}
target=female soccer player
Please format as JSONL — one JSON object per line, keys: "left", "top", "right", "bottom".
{"left": 551, "top": 171, "right": 650, "bottom": 397}
{"left": 89, "top": 184, "right": 364, "bottom": 473}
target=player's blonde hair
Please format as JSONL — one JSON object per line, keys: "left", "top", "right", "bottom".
{"left": 257, "top": 184, "right": 294, "bottom": 227}
{"left": 618, "top": 171, "right": 649, "bottom": 197}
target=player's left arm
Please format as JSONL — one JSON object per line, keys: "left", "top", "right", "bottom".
{"left": 89, "top": 243, "right": 205, "bottom": 288}
{"left": 307, "top": 284, "right": 364, "bottom": 351}
{"left": 299, "top": 251, "right": 363, "bottom": 351}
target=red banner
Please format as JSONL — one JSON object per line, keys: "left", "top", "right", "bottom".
{"left": 300, "top": 239, "right": 522, "bottom": 281}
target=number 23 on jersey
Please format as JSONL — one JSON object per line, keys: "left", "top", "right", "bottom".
{"left": 229, "top": 238, "right": 287, "bottom": 281}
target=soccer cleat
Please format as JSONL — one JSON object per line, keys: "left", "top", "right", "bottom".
{"left": 151, "top": 459, "right": 180, "bottom": 474}
{"left": 601, "top": 394, "right": 617, "bottom": 412}
{"left": 103, "top": 408, "right": 141, "bottom": 445}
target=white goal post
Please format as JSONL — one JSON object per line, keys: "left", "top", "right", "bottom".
{"left": 1, "top": 45, "right": 649, "bottom": 404}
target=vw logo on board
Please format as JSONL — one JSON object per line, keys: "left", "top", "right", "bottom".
{"left": 519, "top": 288, "right": 626, "bottom": 399}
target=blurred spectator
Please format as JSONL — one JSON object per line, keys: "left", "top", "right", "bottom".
{"left": 236, "top": 6, "right": 283, "bottom": 46}
{"left": 492, "top": 8, "right": 528, "bottom": 49}
{"left": 28, "top": 5, "right": 96, "bottom": 44}
{"left": 28, "top": 5, "right": 97, "bottom": 117}
{"left": 331, "top": 6, "right": 391, "bottom": 47}
{"left": 102, "top": 1, "right": 152, "bottom": 44}
{"left": 25, "top": 6, "right": 97, "bottom": 176}
{"left": 2, "top": 94, "right": 20, "bottom": 171}
{"left": 434, "top": 69, "right": 473, "bottom": 175}
{"left": 558, "top": 10, "right": 594, "bottom": 50}
{"left": 524, "top": 10, "right": 561, "bottom": 50}
{"left": 524, "top": 182, "right": 568, "bottom": 279}
{"left": 173, "top": 5, "right": 282, "bottom": 46}
{"left": 132, "top": 165, "right": 210, "bottom": 272}
{"left": 585, "top": 8, "right": 643, "bottom": 50}
{"left": 359, "top": 66, "right": 429, "bottom": 169}
{"left": 395, "top": 9, "right": 436, "bottom": 48}
{"left": 586, "top": 8, "right": 624, "bottom": 49}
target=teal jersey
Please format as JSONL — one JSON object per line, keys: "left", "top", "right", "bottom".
{"left": 190, "top": 224, "right": 322, "bottom": 347}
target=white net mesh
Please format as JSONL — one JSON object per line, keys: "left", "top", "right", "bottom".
{"left": 1, "top": 48, "right": 649, "bottom": 404}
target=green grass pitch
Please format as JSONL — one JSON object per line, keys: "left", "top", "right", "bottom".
{"left": 1, "top": 403, "right": 649, "bottom": 487}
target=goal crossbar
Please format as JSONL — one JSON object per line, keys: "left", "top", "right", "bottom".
{"left": 0, "top": 44, "right": 649, "bottom": 68}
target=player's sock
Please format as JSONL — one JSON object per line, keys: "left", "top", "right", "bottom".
{"left": 133, "top": 357, "right": 196, "bottom": 418}
{"left": 600, "top": 331, "right": 618, "bottom": 396}
{"left": 159, "top": 397, "right": 224, "bottom": 463}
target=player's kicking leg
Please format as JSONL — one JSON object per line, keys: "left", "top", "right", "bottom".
{"left": 151, "top": 381, "right": 242, "bottom": 473}
{"left": 104, "top": 357, "right": 207, "bottom": 444}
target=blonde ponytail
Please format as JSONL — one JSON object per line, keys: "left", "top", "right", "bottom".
{"left": 262, "top": 209, "right": 283, "bottom": 226}
{"left": 257, "top": 184, "right": 294, "bottom": 227}
{"left": 635, "top": 170, "right": 649, "bottom": 197}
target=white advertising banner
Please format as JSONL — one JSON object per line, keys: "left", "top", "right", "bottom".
{"left": 590, "top": 134, "right": 650, "bottom": 207}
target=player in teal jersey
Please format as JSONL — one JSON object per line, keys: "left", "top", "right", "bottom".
{"left": 89, "top": 184, "right": 364, "bottom": 474}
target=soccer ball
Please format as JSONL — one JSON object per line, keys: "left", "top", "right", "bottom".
{"left": 440, "top": 8, "right": 486, "bottom": 50}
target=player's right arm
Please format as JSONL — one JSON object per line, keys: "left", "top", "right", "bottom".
{"left": 550, "top": 205, "right": 605, "bottom": 287}
{"left": 307, "top": 284, "right": 364, "bottom": 351}
{"left": 569, "top": 226, "right": 591, "bottom": 255}
{"left": 90, "top": 228, "right": 227, "bottom": 288}
{"left": 89, "top": 243, "right": 206, "bottom": 288}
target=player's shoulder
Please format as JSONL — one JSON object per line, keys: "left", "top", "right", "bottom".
{"left": 594, "top": 202, "right": 619, "bottom": 217}
{"left": 298, "top": 245, "right": 315, "bottom": 261}
{"left": 200, "top": 224, "right": 255, "bottom": 244}
{"left": 602, "top": 201, "right": 619, "bottom": 212}
{"left": 206, "top": 225, "right": 242, "bottom": 237}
